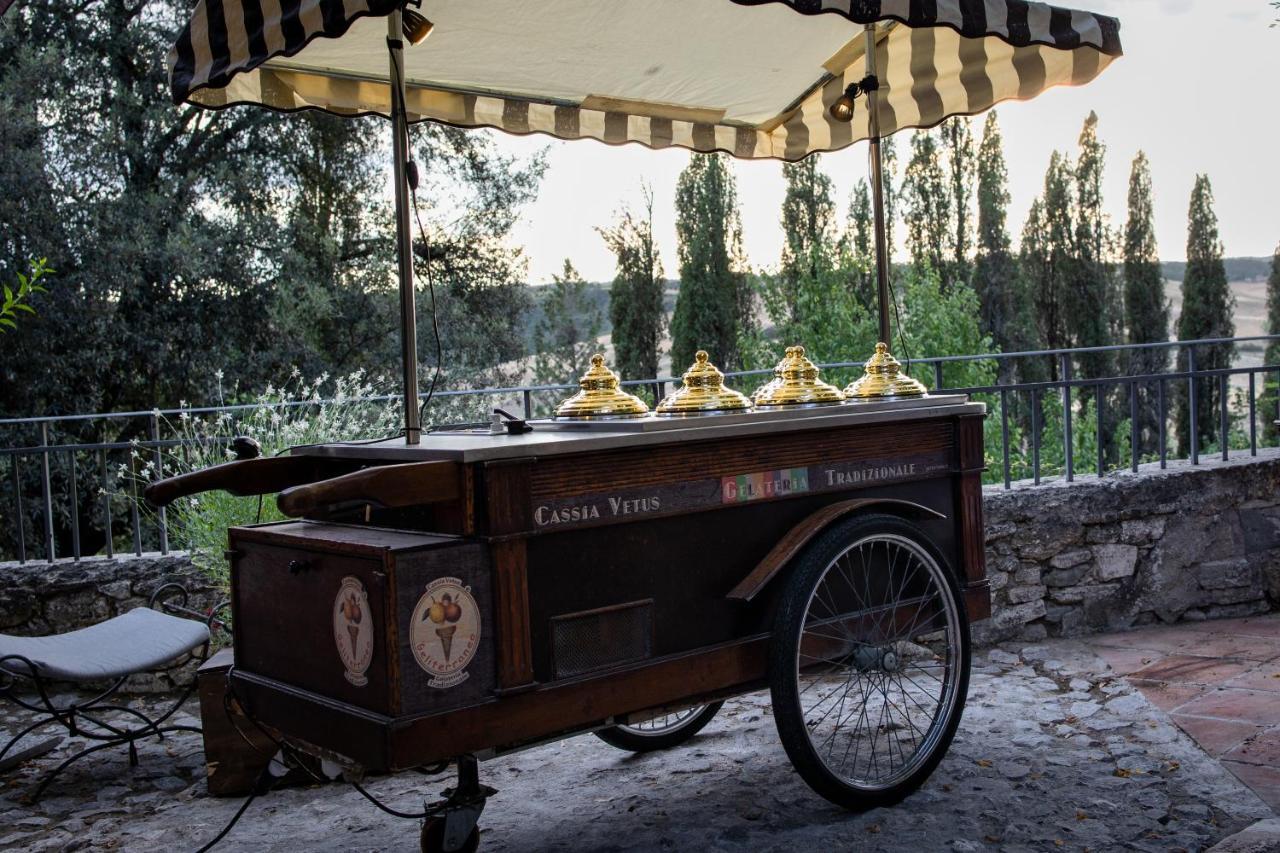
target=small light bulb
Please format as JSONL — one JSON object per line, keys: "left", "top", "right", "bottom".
{"left": 828, "top": 94, "right": 856, "bottom": 123}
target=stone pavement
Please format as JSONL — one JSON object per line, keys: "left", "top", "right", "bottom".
{"left": 0, "top": 632, "right": 1275, "bottom": 852}
{"left": 1086, "top": 614, "right": 1280, "bottom": 815}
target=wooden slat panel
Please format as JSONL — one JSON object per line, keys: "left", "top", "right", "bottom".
{"left": 529, "top": 419, "right": 952, "bottom": 499}
{"left": 491, "top": 539, "right": 534, "bottom": 690}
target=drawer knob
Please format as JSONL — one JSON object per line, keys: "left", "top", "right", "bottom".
{"left": 288, "top": 559, "right": 313, "bottom": 575}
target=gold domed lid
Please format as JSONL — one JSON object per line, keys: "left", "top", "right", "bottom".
{"left": 753, "top": 345, "right": 844, "bottom": 407}
{"left": 656, "top": 351, "right": 753, "bottom": 415}
{"left": 845, "top": 342, "right": 929, "bottom": 400}
{"left": 554, "top": 354, "right": 650, "bottom": 419}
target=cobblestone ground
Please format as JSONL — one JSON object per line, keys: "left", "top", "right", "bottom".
{"left": 1, "top": 637, "right": 1272, "bottom": 852}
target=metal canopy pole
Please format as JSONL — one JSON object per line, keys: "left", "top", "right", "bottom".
{"left": 388, "top": 11, "right": 422, "bottom": 444}
{"left": 864, "top": 24, "right": 892, "bottom": 348}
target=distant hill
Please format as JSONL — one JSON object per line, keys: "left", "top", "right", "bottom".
{"left": 1162, "top": 257, "right": 1272, "bottom": 283}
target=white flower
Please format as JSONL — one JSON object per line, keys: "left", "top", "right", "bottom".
{"left": 214, "top": 369, "right": 224, "bottom": 382}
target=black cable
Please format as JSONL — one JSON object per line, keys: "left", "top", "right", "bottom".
{"left": 194, "top": 774, "right": 269, "bottom": 853}
{"left": 865, "top": 137, "right": 913, "bottom": 373}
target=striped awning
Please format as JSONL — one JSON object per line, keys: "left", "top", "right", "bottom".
{"left": 169, "top": 0, "right": 1122, "bottom": 161}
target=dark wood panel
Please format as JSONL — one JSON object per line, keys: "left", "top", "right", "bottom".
{"left": 481, "top": 460, "right": 534, "bottom": 536}
{"left": 528, "top": 419, "right": 952, "bottom": 499}
{"left": 490, "top": 539, "right": 534, "bottom": 690}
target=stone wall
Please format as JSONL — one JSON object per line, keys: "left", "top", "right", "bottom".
{"left": 0, "top": 552, "right": 220, "bottom": 691}
{"left": 977, "top": 449, "right": 1280, "bottom": 644}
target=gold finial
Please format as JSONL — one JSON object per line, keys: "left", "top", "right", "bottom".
{"left": 844, "top": 342, "right": 928, "bottom": 400}
{"left": 753, "top": 344, "right": 844, "bottom": 407}
{"left": 656, "top": 350, "right": 753, "bottom": 415}
{"left": 554, "top": 353, "right": 650, "bottom": 418}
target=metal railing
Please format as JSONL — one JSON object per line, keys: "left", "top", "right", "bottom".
{"left": 2, "top": 335, "right": 1276, "bottom": 565}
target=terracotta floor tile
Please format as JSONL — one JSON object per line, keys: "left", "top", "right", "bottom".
{"left": 1169, "top": 714, "right": 1264, "bottom": 755}
{"left": 1221, "top": 760, "right": 1280, "bottom": 812}
{"left": 1128, "top": 679, "right": 1208, "bottom": 713}
{"left": 1174, "top": 688, "right": 1280, "bottom": 726}
{"left": 1129, "top": 655, "right": 1257, "bottom": 686}
{"left": 1223, "top": 661, "right": 1280, "bottom": 692}
{"left": 1177, "top": 634, "right": 1280, "bottom": 663}
{"left": 1177, "top": 616, "right": 1254, "bottom": 634}
{"left": 1089, "top": 627, "right": 1204, "bottom": 654}
{"left": 1226, "top": 615, "right": 1280, "bottom": 641}
{"left": 1222, "top": 727, "right": 1280, "bottom": 767}
{"left": 1093, "top": 646, "right": 1166, "bottom": 676}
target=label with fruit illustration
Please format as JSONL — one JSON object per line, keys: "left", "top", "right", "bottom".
{"left": 333, "top": 576, "right": 374, "bottom": 687}
{"left": 410, "top": 577, "right": 481, "bottom": 689}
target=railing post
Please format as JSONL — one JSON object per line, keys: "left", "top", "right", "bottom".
{"left": 1158, "top": 379, "right": 1167, "bottom": 469}
{"left": 151, "top": 414, "right": 168, "bottom": 554}
{"left": 1061, "top": 355, "right": 1073, "bottom": 481}
{"left": 1188, "top": 347, "right": 1199, "bottom": 465}
{"left": 1096, "top": 382, "right": 1105, "bottom": 478}
{"left": 10, "top": 454, "right": 26, "bottom": 564}
{"left": 1129, "top": 380, "right": 1138, "bottom": 473}
{"left": 933, "top": 362, "right": 944, "bottom": 393}
{"left": 68, "top": 449, "right": 81, "bottom": 561}
{"left": 1031, "top": 388, "right": 1041, "bottom": 486}
{"left": 1220, "top": 373, "right": 1229, "bottom": 461}
{"left": 1000, "top": 388, "right": 1011, "bottom": 489}
{"left": 1248, "top": 372, "right": 1257, "bottom": 456}
{"left": 40, "top": 422, "right": 55, "bottom": 563}
{"left": 101, "top": 448, "right": 114, "bottom": 559}
{"left": 522, "top": 389, "right": 533, "bottom": 420}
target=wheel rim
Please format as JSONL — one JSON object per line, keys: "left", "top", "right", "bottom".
{"left": 793, "top": 532, "right": 962, "bottom": 792}
{"left": 617, "top": 705, "right": 707, "bottom": 737}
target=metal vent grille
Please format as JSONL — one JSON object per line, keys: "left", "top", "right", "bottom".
{"left": 551, "top": 600, "right": 653, "bottom": 679}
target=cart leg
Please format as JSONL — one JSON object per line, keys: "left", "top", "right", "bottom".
{"left": 420, "top": 755, "right": 495, "bottom": 853}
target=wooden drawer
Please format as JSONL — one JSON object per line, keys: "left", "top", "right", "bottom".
{"left": 229, "top": 521, "right": 494, "bottom": 716}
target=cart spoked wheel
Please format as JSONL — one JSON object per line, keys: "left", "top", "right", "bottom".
{"left": 594, "top": 701, "right": 724, "bottom": 752}
{"left": 769, "top": 513, "right": 970, "bottom": 811}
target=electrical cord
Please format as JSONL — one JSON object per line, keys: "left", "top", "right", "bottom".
{"left": 194, "top": 666, "right": 453, "bottom": 850}
{"left": 865, "top": 136, "right": 913, "bottom": 374}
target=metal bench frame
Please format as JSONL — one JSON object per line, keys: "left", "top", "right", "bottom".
{"left": 0, "top": 584, "right": 226, "bottom": 801}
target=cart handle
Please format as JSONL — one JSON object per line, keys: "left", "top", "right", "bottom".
{"left": 276, "top": 460, "right": 461, "bottom": 518}
{"left": 144, "top": 456, "right": 353, "bottom": 509}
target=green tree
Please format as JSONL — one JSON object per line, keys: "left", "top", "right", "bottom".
{"left": 599, "top": 189, "right": 665, "bottom": 382}
{"left": 940, "top": 117, "right": 975, "bottom": 285}
{"left": 671, "top": 153, "right": 750, "bottom": 371}
{"left": 531, "top": 260, "right": 602, "bottom": 385}
{"left": 842, "top": 179, "right": 876, "bottom": 311}
{"left": 1263, "top": 246, "right": 1280, "bottom": 442}
{"left": 1122, "top": 151, "right": 1170, "bottom": 457}
{"left": 0, "top": 257, "right": 52, "bottom": 333}
{"left": 1069, "top": 112, "right": 1118, "bottom": 385}
{"left": 901, "top": 131, "right": 951, "bottom": 278}
{"left": 777, "top": 156, "right": 838, "bottom": 327}
{"left": 1175, "top": 175, "right": 1235, "bottom": 454}
{"left": 1024, "top": 152, "right": 1077, "bottom": 377}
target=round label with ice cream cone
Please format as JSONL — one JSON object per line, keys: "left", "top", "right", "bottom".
{"left": 410, "top": 577, "right": 480, "bottom": 689}
{"left": 333, "top": 576, "right": 374, "bottom": 687}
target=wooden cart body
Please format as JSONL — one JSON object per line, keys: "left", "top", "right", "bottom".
{"left": 226, "top": 396, "right": 989, "bottom": 773}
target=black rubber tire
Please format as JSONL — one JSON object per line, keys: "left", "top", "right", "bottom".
{"left": 768, "top": 513, "right": 970, "bottom": 811}
{"left": 593, "top": 701, "right": 725, "bottom": 752}
{"left": 420, "top": 816, "right": 479, "bottom": 853}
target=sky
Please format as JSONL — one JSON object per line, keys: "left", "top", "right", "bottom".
{"left": 478, "top": 0, "right": 1280, "bottom": 284}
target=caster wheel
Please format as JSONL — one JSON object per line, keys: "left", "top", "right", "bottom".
{"left": 769, "top": 513, "right": 971, "bottom": 811}
{"left": 420, "top": 816, "right": 479, "bottom": 853}
{"left": 594, "top": 701, "right": 724, "bottom": 752}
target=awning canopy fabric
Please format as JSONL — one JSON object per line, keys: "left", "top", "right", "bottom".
{"left": 169, "top": 0, "right": 1121, "bottom": 161}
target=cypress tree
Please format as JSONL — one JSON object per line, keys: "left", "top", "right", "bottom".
{"left": 1069, "top": 112, "right": 1117, "bottom": 384}
{"left": 1123, "top": 151, "right": 1170, "bottom": 458}
{"left": 1263, "top": 245, "right": 1280, "bottom": 443}
{"left": 598, "top": 189, "right": 665, "bottom": 381}
{"left": 976, "top": 113, "right": 1041, "bottom": 380}
{"left": 845, "top": 179, "right": 875, "bottom": 311}
{"left": 778, "top": 156, "right": 837, "bottom": 327}
{"left": 901, "top": 131, "right": 951, "bottom": 279}
{"left": 1175, "top": 175, "right": 1235, "bottom": 454}
{"left": 1025, "top": 152, "right": 1077, "bottom": 379}
{"left": 940, "top": 116, "right": 976, "bottom": 285}
{"left": 531, "top": 259, "right": 603, "bottom": 385}
{"left": 671, "top": 153, "right": 749, "bottom": 371}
